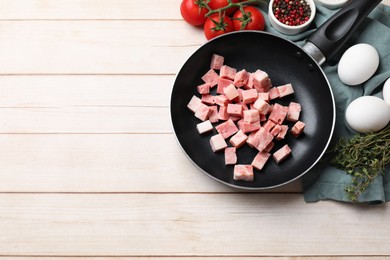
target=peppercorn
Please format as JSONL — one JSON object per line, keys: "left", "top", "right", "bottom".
{"left": 272, "top": 0, "right": 311, "bottom": 26}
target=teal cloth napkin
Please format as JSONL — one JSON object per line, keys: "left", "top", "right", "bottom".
{"left": 260, "top": 2, "right": 390, "bottom": 203}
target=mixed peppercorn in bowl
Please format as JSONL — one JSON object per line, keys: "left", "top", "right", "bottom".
{"left": 268, "top": 0, "right": 316, "bottom": 35}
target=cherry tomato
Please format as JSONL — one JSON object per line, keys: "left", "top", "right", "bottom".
{"left": 204, "top": 14, "right": 234, "bottom": 40}
{"left": 180, "top": 0, "right": 208, "bottom": 26}
{"left": 232, "top": 6, "right": 265, "bottom": 31}
{"left": 208, "top": 0, "right": 240, "bottom": 16}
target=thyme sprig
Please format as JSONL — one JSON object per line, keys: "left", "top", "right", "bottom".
{"left": 329, "top": 126, "right": 390, "bottom": 202}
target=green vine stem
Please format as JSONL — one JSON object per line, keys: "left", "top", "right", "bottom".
{"left": 195, "top": 0, "right": 265, "bottom": 31}
{"left": 195, "top": 0, "right": 265, "bottom": 16}
{"left": 204, "top": 0, "right": 265, "bottom": 17}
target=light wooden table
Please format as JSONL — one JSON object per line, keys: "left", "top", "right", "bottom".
{"left": 0, "top": 0, "right": 389, "bottom": 258}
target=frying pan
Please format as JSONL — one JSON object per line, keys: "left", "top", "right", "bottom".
{"left": 170, "top": 0, "right": 381, "bottom": 189}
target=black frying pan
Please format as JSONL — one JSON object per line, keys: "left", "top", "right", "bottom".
{"left": 170, "top": 0, "right": 381, "bottom": 189}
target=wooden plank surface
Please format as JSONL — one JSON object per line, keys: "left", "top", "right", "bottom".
{"left": 0, "top": 21, "right": 201, "bottom": 74}
{"left": 0, "top": 0, "right": 388, "bottom": 20}
{"left": 0, "top": 0, "right": 389, "bottom": 258}
{"left": 0, "top": 0, "right": 183, "bottom": 20}
{"left": 0, "top": 194, "right": 389, "bottom": 256}
{"left": 0, "top": 75, "right": 173, "bottom": 133}
{"left": 0, "top": 107, "right": 170, "bottom": 133}
{"left": 5, "top": 256, "right": 388, "bottom": 260}
{"left": 0, "top": 134, "right": 301, "bottom": 192}
{"left": 0, "top": 75, "right": 173, "bottom": 107}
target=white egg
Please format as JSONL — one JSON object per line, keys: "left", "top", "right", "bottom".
{"left": 338, "top": 44, "right": 379, "bottom": 86}
{"left": 383, "top": 77, "right": 390, "bottom": 106}
{"left": 345, "top": 96, "right": 390, "bottom": 133}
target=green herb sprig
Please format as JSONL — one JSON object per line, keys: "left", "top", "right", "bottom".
{"left": 329, "top": 126, "right": 390, "bottom": 202}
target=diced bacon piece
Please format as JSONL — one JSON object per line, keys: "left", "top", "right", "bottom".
{"left": 251, "top": 152, "right": 271, "bottom": 170}
{"left": 270, "top": 124, "right": 282, "bottom": 136}
{"left": 197, "top": 82, "right": 211, "bottom": 94}
{"left": 246, "top": 130, "right": 260, "bottom": 148}
{"left": 210, "top": 54, "right": 224, "bottom": 70}
{"left": 243, "top": 109, "right": 260, "bottom": 123}
{"left": 217, "top": 77, "right": 234, "bottom": 94}
{"left": 237, "top": 119, "right": 261, "bottom": 134}
{"left": 215, "top": 119, "right": 239, "bottom": 139}
{"left": 243, "top": 73, "right": 254, "bottom": 89}
{"left": 238, "top": 101, "right": 249, "bottom": 111}
{"left": 224, "top": 84, "right": 240, "bottom": 101}
{"left": 236, "top": 88, "right": 244, "bottom": 103}
{"left": 201, "top": 94, "right": 215, "bottom": 105}
{"left": 201, "top": 69, "right": 219, "bottom": 87}
{"left": 252, "top": 69, "right": 272, "bottom": 93}
{"left": 253, "top": 97, "right": 271, "bottom": 115}
{"left": 196, "top": 120, "right": 213, "bottom": 134}
{"left": 229, "top": 130, "right": 248, "bottom": 148}
{"left": 262, "top": 120, "right": 276, "bottom": 132}
{"left": 194, "top": 103, "right": 211, "bottom": 121}
{"left": 258, "top": 92, "right": 269, "bottom": 102}
{"left": 220, "top": 65, "right": 237, "bottom": 80}
{"left": 233, "top": 69, "right": 250, "bottom": 87}
{"left": 260, "top": 113, "right": 267, "bottom": 122}
{"left": 268, "top": 104, "right": 274, "bottom": 114}
{"left": 256, "top": 127, "right": 274, "bottom": 152}
{"left": 187, "top": 95, "right": 202, "bottom": 113}
{"left": 263, "top": 141, "right": 275, "bottom": 153}
{"left": 241, "top": 89, "right": 258, "bottom": 104}
{"left": 291, "top": 121, "right": 305, "bottom": 137}
{"left": 210, "top": 134, "right": 228, "bottom": 152}
{"left": 225, "top": 147, "right": 237, "bottom": 165}
{"left": 233, "top": 165, "right": 254, "bottom": 181}
{"left": 277, "top": 83, "right": 294, "bottom": 98}
{"left": 273, "top": 144, "right": 292, "bottom": 163}
{"left": 227, "top": 103, "right": 242, "bottom": 117}
{"left": 208, "top": 105, "right": 219, "bottom": 123}
{"left": 287, "top": 102, "right": 301, "bottom": 122}
{"left": 218, "top": 106, "right": 229, "bottom": 121}
{"left": 268, "top": 87, "right": 280, "bottom": 100}
{"left": 268, "top": 103, "right": 288, "bottom": 124}
{"left": 215, "top": 94, "right": 229, "bottom": 106}
{"left": 275, "top": 125, "right": 288, "bottom": 140}
{"left": 234, "top": 102, "right": 248, "bottom": 115}
{"left": 229, "top": 115, "right": 242, "bottom": 122}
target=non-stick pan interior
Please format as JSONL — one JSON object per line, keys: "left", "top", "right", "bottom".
{"left": 171, "top": 31, "right": 335, "bottom": 189}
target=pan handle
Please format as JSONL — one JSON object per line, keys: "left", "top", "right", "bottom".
{"left": 303, "top": 0, "right": 382, "bottom": 65}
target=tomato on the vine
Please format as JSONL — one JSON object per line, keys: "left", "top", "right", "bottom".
{"left": 180, "top": 0, "right": 208, "bottom": 26}
{"left": 232, "top": 6, "right": 265, "bottom": 31}
{"left": 208, "top": 0, "right": 240, "bottom": 16}
{"left": 204, "top": 14, "right": 234, "bottom": 40}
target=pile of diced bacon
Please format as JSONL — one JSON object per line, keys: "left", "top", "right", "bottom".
{"left": 187, "top": 54, "right": 305, "bottom": 182}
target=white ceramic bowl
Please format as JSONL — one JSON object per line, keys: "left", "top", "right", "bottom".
{"left": 268, "top": 0, "right": 316, "bottom": 35}
{"left": 314, "top": 0, "right": 349, "bottom": 9}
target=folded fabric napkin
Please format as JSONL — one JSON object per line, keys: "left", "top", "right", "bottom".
{"left": 260, "top": 2, "right": 390, "bottom": 203}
